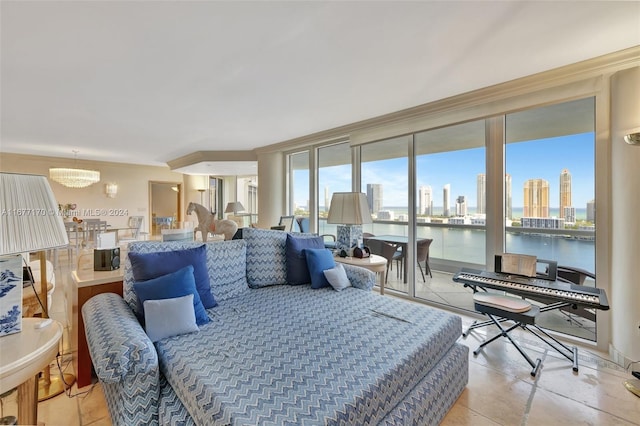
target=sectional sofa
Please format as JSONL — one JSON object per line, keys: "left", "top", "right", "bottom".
{"left": 82, "top": 228, "right": 468, "bottom": 425}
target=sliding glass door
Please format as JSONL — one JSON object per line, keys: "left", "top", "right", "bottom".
{"left": 360, "top": 136, "right": 410, "bottom": 294}
{"left": 318, "top": 142, "right": 352, "bottom": 237}
{"left": 505, "top": 97, "right": 596, "bottom": 340}
{"left": 414, "top": 120, "right": 486, "bottom": 309}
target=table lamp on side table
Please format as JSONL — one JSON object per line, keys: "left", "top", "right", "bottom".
{"left": 0, "top": 172, "right": 75, "bottom": 401}
{"left": 327, "top": 192, "right": 372, "bottom": 253}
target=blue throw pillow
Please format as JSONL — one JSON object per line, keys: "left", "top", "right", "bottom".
{"left": 128, "top": 245, "right": 217, "bottom": 309}
{"left": 286, "top": 234, "right": 325, "bottom": 285}
{"left": 133, "top": 265, "right": 210, "bottom": 326}
{"left": 304, "top": 248, "right": 336, "bottom": 289}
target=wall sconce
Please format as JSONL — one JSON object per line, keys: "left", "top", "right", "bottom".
{"left": 624, "top": 132, "right": 640, "bottom": 145}
{"left": 105, "top": 183, "right": 118, "bottom": 198}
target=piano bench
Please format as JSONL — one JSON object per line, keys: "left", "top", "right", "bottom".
{"left": 473, "top": 293, "right": 540, "bottom": 326}
{"left": 469, "top": 293, "right": 543, "bottom": 377}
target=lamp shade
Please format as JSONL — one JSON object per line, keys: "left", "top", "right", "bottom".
{"left": 0, "top": 173, "right": 69, "bottom": 255}
{"left": 327, "top": 192, "right": 372, "bottom": 225}
{"left": 224, "top": 202, "right": 245, "bottom": 214}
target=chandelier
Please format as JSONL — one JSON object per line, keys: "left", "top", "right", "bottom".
{"left": 49, "top": 167, "right": 100, "bottom": 188}
{"left": 49, "top": 150, "right": 101, "bottom": 188}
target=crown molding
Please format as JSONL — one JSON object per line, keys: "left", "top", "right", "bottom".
{"left": 167, "top": 150, "right": 257, "bottom": 170}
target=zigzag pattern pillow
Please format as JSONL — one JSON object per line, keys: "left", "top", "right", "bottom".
{"left": 242, "top": 228, "right": 322, "bottom": 288}
{"left": 241, "top": 228, "right": 288, "bottom": 288}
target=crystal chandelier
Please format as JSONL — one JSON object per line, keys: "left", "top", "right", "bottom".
{"left": 49, "top": 150, "right": 101, "bottom": 188}
{"left": 49, "top": 167, "right": 100, "bottom": 188}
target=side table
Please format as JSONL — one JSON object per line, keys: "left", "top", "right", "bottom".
{"left": 0, "top": 318, "right": 63, "bottom": 425}
{"left": 71, "top": 267, "right": 123, "bottom": 388}
{"left": 334, "top": 254, "right": 388, "bottom": 295}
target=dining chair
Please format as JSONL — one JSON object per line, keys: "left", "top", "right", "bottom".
{"left": 119, "top": 216, "right": 145, "bottom": 245}
{"left": 365, "top": 238, "right": 403, "bottom": 283}
{"left": 82, "top": 219, "right": 107, "bottom": 248}
{"left": 416, "top": 238, "right": 433, "bottom": 281}
{"left": 65, "top": 222, "right": 81, "bottom": 259}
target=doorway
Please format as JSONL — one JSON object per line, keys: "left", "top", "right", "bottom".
{"left": 149, "top": 181, "right": 181, "bottom": 236}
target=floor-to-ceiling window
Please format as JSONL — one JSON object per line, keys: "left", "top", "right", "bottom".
{"left": 208, "top": 177, "right": 223, "bottom": 217}
{"left": 318, "top": 142, "right": 351, "bottom": 237}
{"left": 361, "top": 136, "right": 410, "bottom": 295}
{"left": 505, "top": 97, "right": 596, "bottom": 341}
{"left": 289, "top": 151, "right": 310, "bottom": 217}
{"left": 414, "top": 120, "right": 486, "bottom": 308}
{"left": 284, "top": 93, "right": 602, "bottom": 345}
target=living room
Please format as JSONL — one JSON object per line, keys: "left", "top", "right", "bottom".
{"left": 1, "top": 1, "right": 640, "bottom": 425}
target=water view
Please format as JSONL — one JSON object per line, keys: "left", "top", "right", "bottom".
{"left": 319, "top": 220, "right": 595, "bottom": 272}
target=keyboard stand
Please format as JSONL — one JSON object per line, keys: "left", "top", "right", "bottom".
{"left": 467, "top": 297, "right": 580, "bottom": 376}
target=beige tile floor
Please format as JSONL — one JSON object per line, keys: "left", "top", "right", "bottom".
{"left": 2, "top": 251, "right": 638, "bottom": 425}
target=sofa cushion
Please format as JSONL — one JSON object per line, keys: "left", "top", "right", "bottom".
{"left": 324, "top": 263, "right": 351, "bottom": 291}
{"left": 286, "top": 234, "right": 325, "bottom": 285}
{"left": 133, "top": 265, "right": 210, "bottom": 326}
{"left": 129, "top": 245, "right": 217, "bottom": 309}
{"left": 242, "top": 228, "right": 323, "bottom": 288}
{"left": 241, "top": 228, "right": 288, "bottom": 288}
{"left": 204, "top": 240, "right": 249, "bottom": 302}
{"left": 143, "top": 294, "right": 199, "bottom": 342}
{"left": 304, "top": 248, "right": 336, "bottom": 289}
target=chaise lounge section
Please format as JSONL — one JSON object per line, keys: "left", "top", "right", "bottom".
{"left": 82, "top": 228, "right": 468, "bottom": 425}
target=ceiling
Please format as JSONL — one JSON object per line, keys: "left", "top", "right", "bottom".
{"left": 1, "top": 1, "right": 639, "bottom": 175}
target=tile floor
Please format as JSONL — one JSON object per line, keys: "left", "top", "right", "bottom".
{"left": 2, "top": 251, "right": 638, "bottom": 425}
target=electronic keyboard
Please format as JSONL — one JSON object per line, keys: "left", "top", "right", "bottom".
{"left": 453, "top": 268, "right": 609, "bottom": 310}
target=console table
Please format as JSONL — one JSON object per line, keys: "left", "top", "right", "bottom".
{"left": 0, "top": 318, "right": 62, "bottom": 425}
{"left": 71, "top": 266, "right": 123, "bottom": 388}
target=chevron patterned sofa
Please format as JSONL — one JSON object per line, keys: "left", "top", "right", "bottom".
{"left": 82, "top": 228, "right": 468, "bottom": 425}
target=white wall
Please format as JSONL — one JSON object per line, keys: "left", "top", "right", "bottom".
{"left": 610, "top": 66, "right": 640, "bottom": 363}
{"left": 0, "top": 153, "right": 184, "bottom": 234}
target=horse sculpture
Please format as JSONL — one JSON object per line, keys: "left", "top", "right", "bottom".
{"left": 186, "top": 202, "right": 238, "bottom": 242}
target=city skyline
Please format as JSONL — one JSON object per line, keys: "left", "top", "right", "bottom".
{"left": 296, "top": 132, "right": 594, "bottom": 212}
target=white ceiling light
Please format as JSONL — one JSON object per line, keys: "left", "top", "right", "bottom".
{"left": 49, "top": 151, "right": 100, "bottom": 188}
{"left": 49, "top": 168, "right": 100, "bottom": 188}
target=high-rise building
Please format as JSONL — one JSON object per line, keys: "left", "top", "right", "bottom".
{"left": 587, "top": 199, "right": 596, "bottom": 222}
{"left": 505, "top": 174, "right": 512, "bottom": 219}
{"left": 443, "top": 184, "right": 450, "bottom": 217}
{"left": 418, "top": 185, "right": 433, "bottom": 215}
{"left": 477, "top": 174, "right": 486, "bottom": 214}
{"left": 559, "top": 169, "right": 572, "bottom": 219}
{"left": 456, "top": 195, "right": 467, "bottom": 216}
{"left": 523, "top": 178, "right": 549, "bottom": 218}
{"left": 564, "top": 206, "right": 576, "bottom": 223}
{"left": 366, "top": 183, "right": 383, "bottom": 214}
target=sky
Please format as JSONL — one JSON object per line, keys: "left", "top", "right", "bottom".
{"left": 295, "top": 132, "right": 595, "bottom": 210}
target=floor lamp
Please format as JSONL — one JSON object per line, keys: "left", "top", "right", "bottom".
{"left": 0, "top": 172, "right": 75, "bottom": 401}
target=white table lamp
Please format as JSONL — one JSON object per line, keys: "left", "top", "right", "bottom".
{"left": 327, "top": 192, "right": 372, "bottom": 252}
{"left": 0, "top": 172, "right": 74, "bottom": 400}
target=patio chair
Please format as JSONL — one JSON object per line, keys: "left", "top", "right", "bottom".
{"left": 297, "top": 216, "right": 336, "bottom": 249}
{"left": 416, "top": 238, "right": 433, "bottom": 281}
{"left": 365, "top": 238, "right": 403, "bottom": 283}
